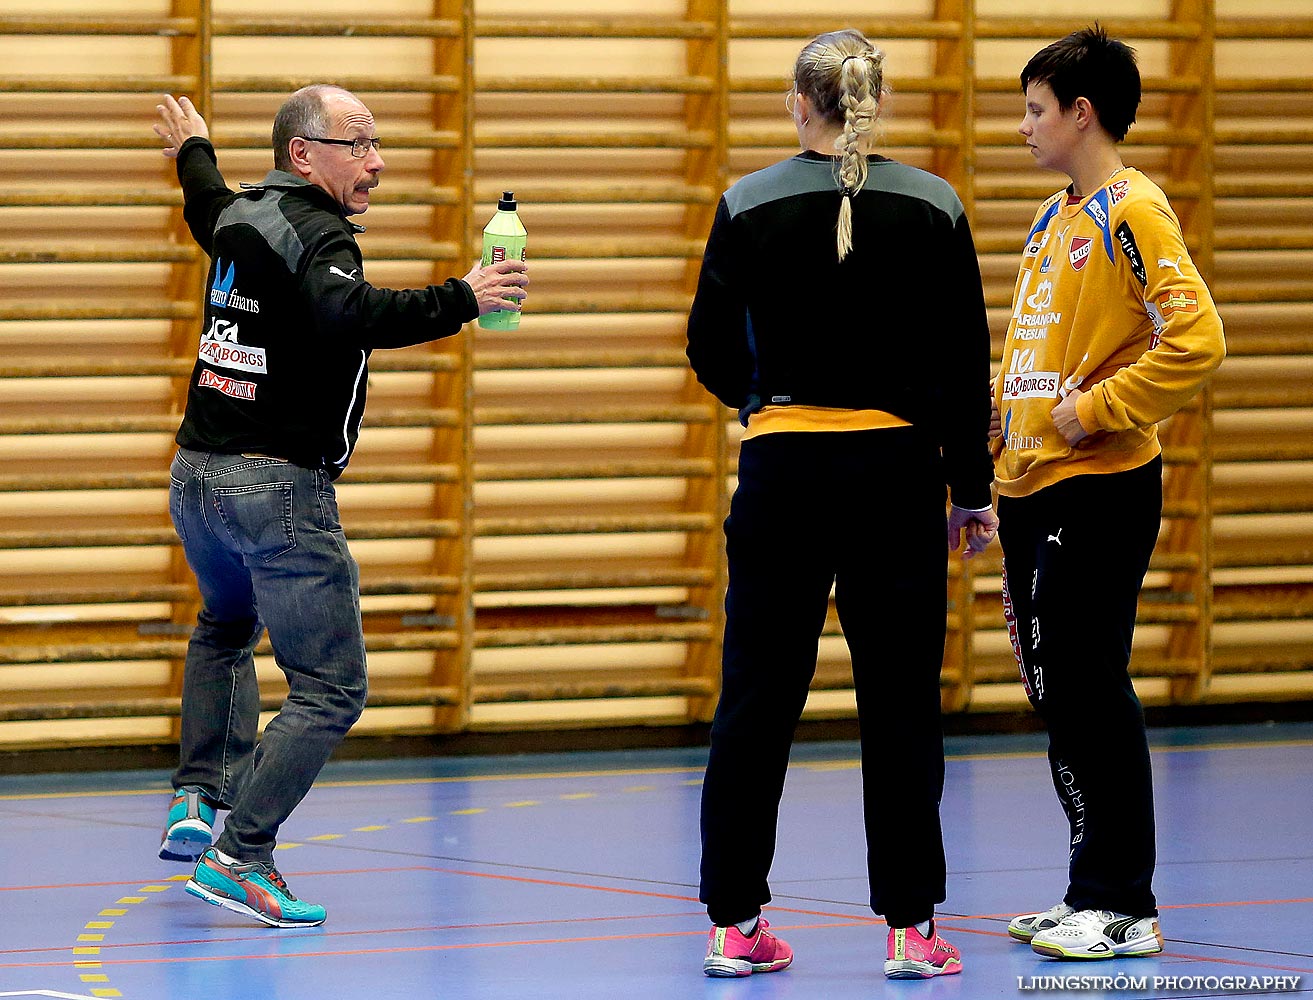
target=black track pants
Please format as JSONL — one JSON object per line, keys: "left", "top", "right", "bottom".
{"left": 997, "top": 457, "right": 1163, "bottom": 917}
{"left": 700, "top": 428, "right": 951, "bottom": 928}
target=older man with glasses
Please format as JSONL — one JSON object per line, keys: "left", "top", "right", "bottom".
{"left": 150, "top": 84, "right": 527, "bottom": 927}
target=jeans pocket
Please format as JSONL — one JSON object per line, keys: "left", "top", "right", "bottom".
{"left": 168, "top": 477, "right": 187, "bottom": 544}
{"left": 212, "top": 482, "right": 296, "bottom": 561}
{"left": 315, "top": 470, "right": 343, "bottom": 533}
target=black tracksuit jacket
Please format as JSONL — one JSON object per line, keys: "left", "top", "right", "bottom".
{"left": 685, "top": 150, "right": 993, "bottom": 510}
{"left": 173, "top": 136, "right": 477, "bottom": 477}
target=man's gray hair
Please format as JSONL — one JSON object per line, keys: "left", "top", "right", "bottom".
{"left": 271, "top": 85, "right": 340, "bottom": 172}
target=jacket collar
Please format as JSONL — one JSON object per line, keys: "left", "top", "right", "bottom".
{"left": 239, "top": 170, "right": 366, "bottom": 232}
{"left": 795, "top": 150, "right": 892, "bottom": 166}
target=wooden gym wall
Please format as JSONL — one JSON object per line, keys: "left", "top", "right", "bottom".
{"left": 0, "top": 0, "right": 1310, "bottom": 750}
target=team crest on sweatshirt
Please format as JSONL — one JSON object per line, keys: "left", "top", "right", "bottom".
{"left": 1069, "top": 237, "right": 1092, "bottom": 271}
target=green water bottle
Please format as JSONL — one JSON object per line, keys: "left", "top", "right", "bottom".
{"left": 478, "top": 191, "right": 527, "bottom": 330}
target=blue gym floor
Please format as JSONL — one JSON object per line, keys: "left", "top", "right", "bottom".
{"left": 2, "top": 723, "right": 1311, "bottom": 999}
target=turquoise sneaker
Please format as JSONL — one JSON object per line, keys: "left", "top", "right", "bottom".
{"left": 159, "top": 786, "right": 218, "bottom": 862}
{"left": 186, "top": 848, "right": 326, "bottom": 928}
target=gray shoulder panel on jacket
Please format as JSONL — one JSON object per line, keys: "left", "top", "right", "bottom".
{"left": 724, "top": 156, "right": 964, "bottom": 222}
{"left": 874, "top": 161, "right": 965, "bottom": 221}
{"left": 723, "top": 158, "right": 840, "bottom": 217}
{"left": 215, "top": 191, "right": 306, "bottom": 272}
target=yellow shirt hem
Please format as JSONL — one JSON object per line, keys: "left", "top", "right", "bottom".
{"left": 741, "top": 405, "right": 911, "bottom": 440}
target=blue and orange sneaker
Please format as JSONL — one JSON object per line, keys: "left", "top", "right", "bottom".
{"left": 884, "top": 922, "right": 963, "bottom": 979}
{"left": 159, "top": 786, "right": 218, "bottom": 862}
{"left": 186, "top": 848, "right": 326, "bottom": 928}
{"left": 703, "top": 918, "right": 793, "bottom": 977}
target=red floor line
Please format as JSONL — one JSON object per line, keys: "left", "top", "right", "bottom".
{"left": 7, "top": 861, "right": 881, "bottom": 940}
{"left": 933, "top": 925, "right": 1014, "bottom": 940}
{"left": 1159, "top": 897, "right": 1313, "bottom": 910}
{"left": 0, "top": 920, "right": 874, "bottom": 970}
{"left": 315, "top": 767, "right": 710, "bottom": 789}
{"left": 0, "top": 865, "right": 432, "bottom": 893}
{"left": 0, "top": 877, "right": 189, "bottom": 893}
{"left": 1170, "top": 949, "right": 1313, "bottom": 976}
{"left": 0, "top": 765, "right": 710, "bottom": 804}
{"left": 4, "top": 922, "right": 1309, "bottom": 975}
{"left": 424, "top": 865, "right": 894, "bottom": 924}
{"left": 438, "top": 865, "right": 1298, "bottom": 933}
{"left": 424, "top": 865, "right": 702, "bottom": 903}
{"left": 4, "top": 738, "right": 1309, "bottom": 805}
{"left": 0, "top": 910, "right": 710, "bottom": 957}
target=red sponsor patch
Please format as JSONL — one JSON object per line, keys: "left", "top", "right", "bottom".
{"left": 1109, "top": 178, "right": 1130, "bottom": 203}
{"left": 1157, "top": 289, "right": 1199, "bottom": 316}
{"left": 1069, "top": 236, "right": 1092, "bottom": 271}
{"left": 198, "top": 368, "right": 257, "bottom": 400}
{"left": 1000, "top": 564, "right": 1031, "bottom": 697}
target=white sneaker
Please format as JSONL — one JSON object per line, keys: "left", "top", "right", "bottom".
{"left": 1030, "top": 908, "right": 1164, "bottom": 959}
{"left": 1007, "top": 902, "right": 1075, "bottom": 942}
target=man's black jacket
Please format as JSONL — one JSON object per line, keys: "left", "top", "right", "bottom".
{"left": 174, "top": 136, "right": 477, "bottom": 476}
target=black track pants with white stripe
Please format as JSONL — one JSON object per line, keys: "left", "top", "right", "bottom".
{"left": 998, "top": 456, "right": 1163, "bottom": 917}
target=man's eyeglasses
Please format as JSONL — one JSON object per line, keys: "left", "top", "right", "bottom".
{"left": 301, "top": 136, "right": 382, "bottom": 158}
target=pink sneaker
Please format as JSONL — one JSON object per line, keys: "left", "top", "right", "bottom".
{"left": 884, "top": 922, "right": 963, "bottom": 979}
{"left": 703, "top": 917, "right": 794, "bottom": 977}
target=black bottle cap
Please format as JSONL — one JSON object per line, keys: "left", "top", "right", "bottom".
{"left": 498, "top": 191, "right": 517, "bottom": 211}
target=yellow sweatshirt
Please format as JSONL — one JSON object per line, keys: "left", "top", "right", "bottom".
{"left": 993, "top": 167, "right": 1226, "bottom": 498}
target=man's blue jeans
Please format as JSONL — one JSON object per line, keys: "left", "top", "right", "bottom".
{"left": 168, "top": 447, "right": 367, "bottom": 863}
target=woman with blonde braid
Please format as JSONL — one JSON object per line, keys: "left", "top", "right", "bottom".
{"left": 687, "top": 28, "right": 996, "bottom": 981}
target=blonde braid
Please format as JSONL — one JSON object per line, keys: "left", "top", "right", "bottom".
{"left": 835, "top": 51, "right": 883, "bottom": 260}
{"left": 792, "top": 30, "right": 888, "bottom": 260}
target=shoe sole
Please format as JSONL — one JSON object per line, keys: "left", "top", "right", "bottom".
{"left": 884, "top": 959, "right": 963, "bottom": 979}
{"left": 159, "top": 820, "right": 213, "bottom": 862}
{"left": 703, "top": 957, "right": 792, "bottom": 977}
{"left": 185, "top": 878, "right": 325, "bottom": 929}
{"left": 1031, "top": 927, "right": 1165, "bottom": 960}
{"left": 1031, "top": 942, "right": 1164, "bottom": 959}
